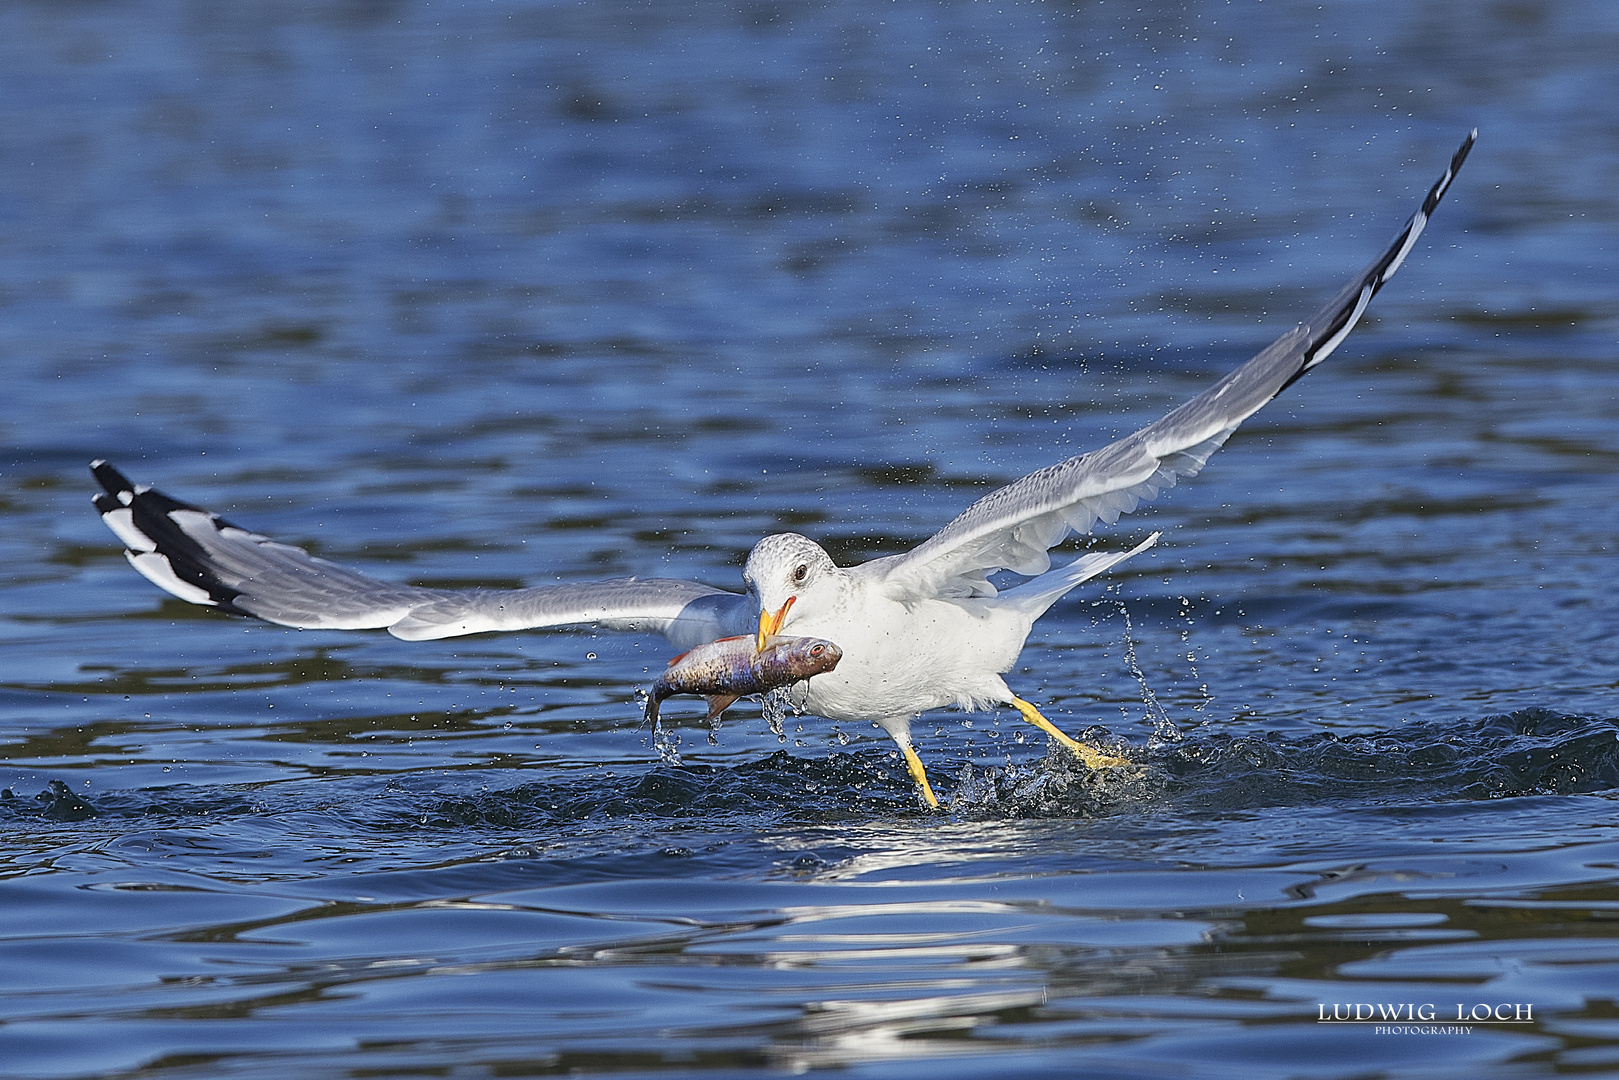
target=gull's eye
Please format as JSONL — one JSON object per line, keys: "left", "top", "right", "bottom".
{"left": 791, "top": 563, "right": 809, "bottom": 585}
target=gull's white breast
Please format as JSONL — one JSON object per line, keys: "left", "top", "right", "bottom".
{"left": 782, "top": 583, "right": 1032, "bottom": 724}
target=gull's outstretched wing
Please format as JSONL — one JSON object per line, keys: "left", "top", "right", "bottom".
{"left": 865, "top": 131, "right": 1476, "bottom": 601}
{"left": 90, "top": 461, "right": 750, "bottom": 647}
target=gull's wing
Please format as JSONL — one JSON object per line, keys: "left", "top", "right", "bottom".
{"left": 90, "top": 460, "right": 750, "bottom": 647}
{"left": 864, "top": 131, "right": 1476, "bottom": 601}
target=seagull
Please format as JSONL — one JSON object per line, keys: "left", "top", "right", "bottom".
{"left": 91, "top": 132, "right": 1475, "bottom": 809}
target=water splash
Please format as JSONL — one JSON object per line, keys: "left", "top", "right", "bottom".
{"left": 763, "top": 686, "right": 809, "bottom": 743}
{"left": 1091, "top": 593, "right": 1183, "bottom": 744}
{"left": 649, "top": 715, "right": 685, "bottom": 767}
{"left": 7, "top": 711, "right": 1613, "bottom": 836}
{"left": 0, "top": 779, "right": 96, "bottom": 821}
{"left": 947, "top": 741, "right": 1171, "bottom": 819}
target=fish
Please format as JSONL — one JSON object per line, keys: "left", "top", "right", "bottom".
{"left": 644, "top": 634, "right": 842, "bottom": 725}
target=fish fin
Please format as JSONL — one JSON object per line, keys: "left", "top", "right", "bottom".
{"left": 704, "top": 694, "right": 739, "bottom": 721}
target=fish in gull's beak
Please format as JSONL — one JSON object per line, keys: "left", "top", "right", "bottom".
{"left": 756, "top": 595, "right": 795, "bottom": 652}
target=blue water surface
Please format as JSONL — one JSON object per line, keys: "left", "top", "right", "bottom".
{"left": 3, "top": 1, "right": 1618, "bottom": 1077}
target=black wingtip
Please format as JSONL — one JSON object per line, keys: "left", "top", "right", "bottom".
{"left": 88, "top": 463, "right": 249, "bottom": 612}
{"left": 90, "top": 459, "right": 134, "bottom": 498}
{"left": 1271, "top": 132, "right": 1477, "bottom": 397}
{"left": 1421, "top": 129, "right": 1477, "bottom": 219}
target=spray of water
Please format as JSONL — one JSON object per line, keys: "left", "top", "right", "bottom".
{"left": 1090, "top": 592, "right": 1183, "bottom": 745}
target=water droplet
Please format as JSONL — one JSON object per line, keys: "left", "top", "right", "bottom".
{"left": 586, "top": 652, "right": 597, "bottom": 660}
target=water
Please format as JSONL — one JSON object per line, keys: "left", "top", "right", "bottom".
{"left": 3, "top": 1, "right": 1618, "bottom": 1076}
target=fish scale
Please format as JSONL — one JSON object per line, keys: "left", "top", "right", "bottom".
{"left": 645, "top": 634, "right": 843, "bottom": 725}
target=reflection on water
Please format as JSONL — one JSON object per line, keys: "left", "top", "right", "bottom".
{"left": 6, "top": 800, "right": 1619, "bottom": 1076}
{"left": 3, "top": 0, "right": 1619, "bottom": 1076}
{"left": 5, "top": 715, "right": 1619, "bottom": 1073}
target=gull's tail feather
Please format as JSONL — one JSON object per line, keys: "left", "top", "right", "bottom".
{"left": 999, "top": 532, "right": 1159, "bottom": 617}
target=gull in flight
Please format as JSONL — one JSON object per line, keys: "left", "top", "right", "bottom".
{"left": 92, "top": 132, "right": 1475, "bottom": 808}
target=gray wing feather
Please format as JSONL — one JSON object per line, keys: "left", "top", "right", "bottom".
{"left": 387, "top": 583, "right": 750, "bottom": 646}
{"left": 866, "top": 131, "right": 1476, "bottom": 601}
{"left": 90, "top": 460, "right": 748, "bottom": 647}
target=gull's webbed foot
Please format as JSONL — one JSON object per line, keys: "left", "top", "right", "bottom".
{"left": 1010, "top": 696, "right": 1131, "bottom": 770}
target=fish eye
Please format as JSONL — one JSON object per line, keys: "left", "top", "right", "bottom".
{"left": 791, "top": 563, "right": 809, "bottom": 585}
{"left": 809, "top": 644, "right": 824, "bottom": 657}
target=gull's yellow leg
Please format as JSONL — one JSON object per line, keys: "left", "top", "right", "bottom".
{"left": 1010, "top": 696, "right": 1130, "bottom": 770}
{"left": 900, "top": 744, "right": 940, "bottom": 809}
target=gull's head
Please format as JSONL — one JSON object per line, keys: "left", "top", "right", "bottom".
{"left": 742, "top": 533, "right": 840, "bottom": 650}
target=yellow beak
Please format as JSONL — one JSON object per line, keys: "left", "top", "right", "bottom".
{"left": 756, "top": 596, "right": 796, "bottom": 652}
